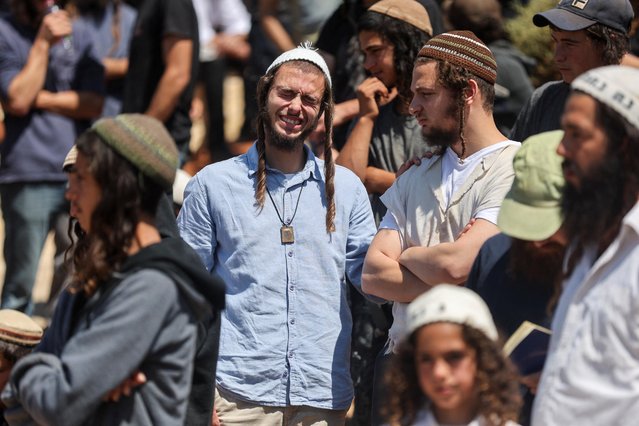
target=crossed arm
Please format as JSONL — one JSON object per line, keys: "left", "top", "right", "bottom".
{"left": 362, "top": 218, "right": 499, "bottom": 303}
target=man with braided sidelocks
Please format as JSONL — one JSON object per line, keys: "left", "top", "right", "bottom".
{"left": 362, "top": 33, "right": 520, "bottom": 419}
{"left": 177, "top": 45, "right": 376, "bottom": 424}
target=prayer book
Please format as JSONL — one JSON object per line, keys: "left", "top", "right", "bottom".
{"left": 503, "top": 321, "right": 551, "bottom": 376}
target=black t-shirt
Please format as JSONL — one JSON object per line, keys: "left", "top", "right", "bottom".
{"left": 122, "top": 0, "right": 199, "bottom": 146}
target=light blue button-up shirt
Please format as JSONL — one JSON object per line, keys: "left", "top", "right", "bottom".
{"left": 177, "top": 143, "right": 376, "bottom": 410}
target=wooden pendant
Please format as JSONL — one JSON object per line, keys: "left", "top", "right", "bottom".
{"left": 281, "top": 225, "right": 295, "bottom": 244}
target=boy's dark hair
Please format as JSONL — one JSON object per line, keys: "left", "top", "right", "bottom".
{"left": 70, "top": 130, "right": 165, "bottom": 296}
{"left": 358, "top": 11, "right": 432, "bottom": 107}
{"left": 585, "top": 23, "right": 631, "bottom": 65}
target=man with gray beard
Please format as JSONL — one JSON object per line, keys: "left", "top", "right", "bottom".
{"left": 177, "top": 44, "right": 376, "bottom": 424}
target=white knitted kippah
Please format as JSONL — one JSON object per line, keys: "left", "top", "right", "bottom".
{"left": 266, "top": 41, "right": 332, "bottom": 87}
{"left": 406, "top": 284, "right": 499, "bottom": 342}
{"left": 572, "top": 65, "right": 639, "bottom": 131}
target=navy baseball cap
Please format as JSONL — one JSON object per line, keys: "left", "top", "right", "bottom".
{"left": 533, "top": 0, "right": 634, "bottom": 34}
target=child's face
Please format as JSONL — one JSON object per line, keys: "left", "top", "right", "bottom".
{"left": 0, "top": 353, "right": 14, "bottom": 391}
{"left": 415, "top": 322, "right": 479, "bottom": 424}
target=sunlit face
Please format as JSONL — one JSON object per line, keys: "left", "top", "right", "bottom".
{"left": 551, "top": 29, "right": 605, "bottom": 84}
{"left": 415, "top": 322, "right": 479, "bottom": 424}
{"left": 359, "top": 30, "right": 397, "bottom": 88}
{"left": 266, "top": 64, "right": 325, "bottom": 150}
{"left": 409, "top": 61, "right": 460, "bottom": 147}
{"left": 558, "top": 93, "right": 608, "bottom": 189}
{"left": 65, "top": 152, "right": 102, "bottom": 233}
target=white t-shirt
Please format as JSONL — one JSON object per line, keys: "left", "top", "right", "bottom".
{"left": 380, "top": 140, "right": 519, "bottom": 231}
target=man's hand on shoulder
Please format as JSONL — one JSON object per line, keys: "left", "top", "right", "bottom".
{"left": 395, "top": 151, "right": 435, "bottom": 178}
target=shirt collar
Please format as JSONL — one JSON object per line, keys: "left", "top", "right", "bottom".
{"left": 246, "top": 141, "right": 323, "bottom": 183}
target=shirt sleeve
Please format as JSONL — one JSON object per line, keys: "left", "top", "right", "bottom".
{"left": 380, "top": 168, "right": 414, "bottom": 248}
{"left": 378, "top": 210, "right": 399, "bottom": 231}
{"left": 344, "top": 180, "right": 376, "bottom": 290}
{"left": 177, "top": 175, "right": 218, "bottom": 272}
{"left": 165, "top": 0, "right": 198, "bottom": 39}
{"left": 474, "top": 146, "right": 518, "bottom": 217}
{"left": 215, "top": 0, "right": 251, "bottom": 35}
{"left": 5, "top": 271, "right": 190, "bottom": 426}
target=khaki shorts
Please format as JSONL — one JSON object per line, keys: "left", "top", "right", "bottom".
{"left": 214, "top": 387, "right": 347, "bottom": 426}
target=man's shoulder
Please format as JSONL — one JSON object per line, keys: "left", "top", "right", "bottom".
{"left": 530, "top": 80, "right": 570, "bottom": 103}
{"left": 197, "top": 154, "right": 250, "bottom": 181}
{"left": 334, "top": 163, "right": 366, "bottom": 186}
{"left": 480, "top": 233, "right": 513, "bottom": 257}
{"left": 383, "top": 154, "right": 441, "bottom": 200}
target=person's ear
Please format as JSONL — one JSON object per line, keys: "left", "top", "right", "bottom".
{"left": 464, "top": 79, "right": 480, "bottom": 106}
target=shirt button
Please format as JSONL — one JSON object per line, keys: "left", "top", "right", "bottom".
{"left": 285, "top": 217, "right": 291, "bottom": 222}
{"left": 288, "top": 251, "right": 293, "bottom": 257}
{"left": 290, "top": 319, "right": 295, "bottom": 324}
{"left": 288, "top": 352, "right": 294, "bottom": 358}
{"left": 289, "top": 286, "right": 294, "bottom": 291}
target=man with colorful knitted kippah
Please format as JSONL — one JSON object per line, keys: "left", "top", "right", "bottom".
{"left": 178, "top": 45, "right": 376, "bottom": 424}
{"left": 510, "top": 0, "right": 633, "bottom": 142}
{"left": 362, "top": 31, "right": 520, "bottom": 421}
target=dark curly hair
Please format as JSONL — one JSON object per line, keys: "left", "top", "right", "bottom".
{"left": 358, "top": 11, "right": 432, "bottom": 109}
{"left": 69, "top": 130, "right": 164, "bottom": 296}
{"left": 383, "top": 323, "right": 522, "bottom": 426}
{"left": 255, "top": 60, "right": 336, "bottom": 233}
{"left": 585, "top": 23, "right": 630, "bottom": 65}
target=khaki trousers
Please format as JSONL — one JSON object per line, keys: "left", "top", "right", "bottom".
{"left": 215, "top": 387, "right": 347, "bottom": 425}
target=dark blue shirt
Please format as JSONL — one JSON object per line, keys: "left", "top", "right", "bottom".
{"left": 0, "top": 16, "right": 105, "bottom": 183}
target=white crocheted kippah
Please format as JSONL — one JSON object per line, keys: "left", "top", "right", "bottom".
{"left": 266, "top": 41, "right": 332, "bottom": 87}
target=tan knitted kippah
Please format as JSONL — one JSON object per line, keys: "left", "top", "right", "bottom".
{"left": 369, "top": 0, "right": 433, "bottom": 36}
{"left": 0, "top": 310, "right": 43, "bottom": 347}
{"left": 417, "top": 30, "right": 497, "bottom": 84}
{"left": 92, "top": 114, "right": 179, "bottom": 190}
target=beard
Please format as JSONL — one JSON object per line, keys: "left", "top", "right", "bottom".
{"left": 266, "top": 114, "right": 321, "bottom": 152}
{"left": 509, "top": 238, "right": 565, "bottom": 289}
{"left": 561, "top": 151, "right": 625, "bottom": 247}
{"left": 421, "top": 100, "right": 460, "bottom": 150}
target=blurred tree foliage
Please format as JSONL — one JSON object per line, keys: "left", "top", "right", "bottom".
{"left": 506, "top": 0, "right": 559, "bottom": 87}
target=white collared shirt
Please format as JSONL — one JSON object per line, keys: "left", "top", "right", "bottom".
{"left": 532, "top": 202, "right": 639, "bottom": 425}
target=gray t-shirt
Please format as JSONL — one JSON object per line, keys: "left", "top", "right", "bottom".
{"left": 367, "top": 100, "right": 428, "bottom": 223}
